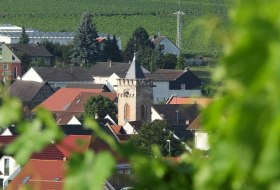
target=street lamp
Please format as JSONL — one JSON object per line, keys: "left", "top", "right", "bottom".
{"left": 167, "top": 139, "right": 171, "bottom": 157}
{"left": 175, "top": 109, "right": 179, "bottom": 124}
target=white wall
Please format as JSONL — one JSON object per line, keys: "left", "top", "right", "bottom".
{"left": 0, "top": 129, "right": 13, "bottom": 136}
{"left": 151, "top": 107, "right": 164, "bottom": 122}
{"left": 21, "top": 67, "right": 43, "bottom": 82}
{"left": 123, "top": 123, "right": 138, "bottom": 134}
{"left": 195, "top": 131, "right": 209, "bottom": 150}
{"left": 0, "top": 36, "right": 12, "bottom": 44}
{"left": 159, "top": 38, "right": 180, "bottom": 56}
{"left": 153, "top": 81, "right": 202, "bottom": 103}
{"left": 0, "top": 156, "right": 21, "bottom": 189}
{"left": 68, "top": 116, "right": 81, "bottom": 125}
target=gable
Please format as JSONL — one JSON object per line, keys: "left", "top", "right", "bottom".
{"left": 169, "top": 70, "right": 202, "bottom": 90}
{"left": 0, "top": 43, "right": 21, "bottom": 63}
{"left": 21, "top": 67, "right": 44, "bottom": 82}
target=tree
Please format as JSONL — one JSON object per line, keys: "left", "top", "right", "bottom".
{"left": 123, "top": 27, "right": 154, "bottom": 62}
{"left": 71, "top": 13, "right": 100, "bottom": 65}
{"left": 130, "top": 120, "right": 184, "bottom": 156}
{"left": 18, "top": 26, "right": 29, "bottom": 44}
{"left": 84, "top": 95, "right": 117, "bottom": 121}
{"left": 101, "top": 35, "right": 123, "bottom": 62}
{"left": 176, "top": 53, "right": 185, "bottom": 70}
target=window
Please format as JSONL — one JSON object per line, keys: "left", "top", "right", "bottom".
{"left": 12, "top": 55, "right": 15, "bottom": 60}
{"left": 159, "top": 44, "right": 165, "bottom": 51}
{"left": 124, "top": 104, "right": 130, "bottom": 121}
{"left": 4, "top": 158, "right": 9, "bottom": 176}
{"left": 3, "top": 64, "right": 8, "bottom": 70}
{"left": 13, "top": 66, "right": 17, "bottom": 79}
{"left": 141, "top": 105, "right": 146, "bottom": 120}
{"left": 181, "top": 84, "right": 185, "bottom": 90}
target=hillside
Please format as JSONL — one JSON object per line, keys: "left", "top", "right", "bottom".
{"left": 0, "top": 0, "right": 232, "bottom": 55}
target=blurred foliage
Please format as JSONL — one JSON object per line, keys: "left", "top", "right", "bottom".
{"left": 1, "top": 0, "right": 280, "bottom": 189}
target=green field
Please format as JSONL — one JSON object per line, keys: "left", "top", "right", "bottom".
{"left": 0, "top": 0, "right": 232, "bottom": 55}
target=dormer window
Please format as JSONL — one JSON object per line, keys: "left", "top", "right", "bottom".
{"left": 12, "top": 55, "right": 15, "bottom": 60}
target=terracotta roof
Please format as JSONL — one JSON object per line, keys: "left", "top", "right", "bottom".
{"left": 152, "top": 104, "right": 200, "bottom": 125}
{"left": 56, "top": 135, "right": 91, "bottom": 159}
{"left": 9, "top": 44, "right": 53, "bottom": 57}
{"left": 110, "top": 125, "right": 122, "bottom": 134}
{"left": 31, "top": 144, "right": 65, "bottom": 160}
{"left": 35, "top": 88, "right": 103, "bottom": 112}
{"left": 65, "top": 83, "right": 110, "bottom": 92}
{"left": 32, "top": 67, "right": 93, "bottom": 82}
{"left": 65, "top": 92, "right": 117, "bottom": 113}
{"left": 9, "top": 80, "right": 54, "bottom": 106}
{"left": 55, "top": 112, "right": 79, "bottom": 125}
{"left": 167, "top": 97, "right": 212, "bottom": 108}
{"left": 7, "top": 159, "right": 65, "bottom": 190}
{"left": 0, "top": 136, "right": 16, "bottom": 147}
{"left": 89, "top": 61, "right": 149, "bottom": 77}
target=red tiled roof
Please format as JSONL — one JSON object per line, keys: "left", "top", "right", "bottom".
{"left": 56, "top": 135, "right": 91, "bottom": 159}
{"left": 7, "top": 159, "right": 65, "bottom": 190}
{"left": 65, "top": 92, "right": 117, "bottom": 113}
{"left": 34, "top": 88, "right": 103, "bottom": 112}
{"left": 111, "top": 125, "right": 122, "bottom": 134}
{"left": 31, "top": 144, "right": 65, "bottom": 160}
{"left": 55, "top": 112, "right": 79, "bottom": 125}
{"left": 167, "top": 97, "right": 212, "bottom": 108}
{"left": 0, "top": 136, "right": 16, "bottom": 146}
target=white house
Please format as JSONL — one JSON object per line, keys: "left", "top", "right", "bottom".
{"left": 0, "top": 155, "right": 21, "bottom": 189}
{"left": 145, "top": 69, "right": 202, "bottom": 103}
{"left": 89, "top": 61, "right": 150, "bottom": 92}
{"left": 150, "top": 36, "right": 180, "bottom": 56}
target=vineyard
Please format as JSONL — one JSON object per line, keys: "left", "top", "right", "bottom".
{"left": 0, "top": 0, "right": 232, "bottom": 55}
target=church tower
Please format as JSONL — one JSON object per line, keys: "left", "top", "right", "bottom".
{"left": 117, "top": 54, "right": 153, "bottom": 125}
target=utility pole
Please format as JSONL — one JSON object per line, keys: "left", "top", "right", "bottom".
{"left": 174, "top": 0, "right": 185, "bottom": 50}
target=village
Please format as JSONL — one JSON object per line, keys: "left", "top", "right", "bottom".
{"left": 0, "top": 20, "right": 212, "bottom": 190}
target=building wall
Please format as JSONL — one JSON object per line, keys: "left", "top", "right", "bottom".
{"left": 0, "top": 156, "right": 20, "bottom": 189}
{"left": 153, "top": 81, "right": 202, "bottom": 103}
{"left": 117, "top": 79, "right": 153, "bottom": 125}
{"left": 151, "top": 107, "right": 164, "bottom": 122}
{"left": 159, "top": 38, "right": 180, "bottom": 56}
{"left": 30, "top": 83, "right": 54, "bottom": 109}
{"left": 0, "top": 36, "right": 12, "bottom": 44}
{"left": 0, "top": 43, "right": 21, "bottom": 81}
{"left": 21, "top": 67, "right": 43, "bottom": 82}
{"left": 195, "top": 131, "right": 209, "bottom": 150}
{"left": 122, "top": 123, "right": 138, "bottom": 134}
{"left": 68, "top": 116, "right": 81, "bottom": 125}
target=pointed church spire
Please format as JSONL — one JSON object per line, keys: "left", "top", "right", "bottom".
{"left": 125, "top": 53, "right": 145, "bottom": 79}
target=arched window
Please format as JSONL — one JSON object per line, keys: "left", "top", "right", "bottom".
{"left": 141, "top": 105, "right": 146, "bottom": 120}
{"left": 124, "top": 103, "right": 130, "bottom": 121}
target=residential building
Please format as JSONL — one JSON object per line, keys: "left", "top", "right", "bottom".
{"left": 9, "top": 80, "right": 54, "bottom": 111}
{"left": 166, "top": 96, "right": 212, "bottom": 108}
{"left": 150, "top": 35, "right": 180, "bottom": 56}
{"left": 8, "top": 44, "right": 53, "bottom": 65}
{"left": 21, "top": 67, "right": 94, "bottom": 89}
{"left": 0, "top": 43, "right": 21, "bottom": 81}
{"left": 145, "top": 69, "right": 202, "bottom": 103}
{"left": 89, "top": 61, "right": 150, "bottom": 92}
{"left": 117, "top": 54, "right": 153, "bottom": 125}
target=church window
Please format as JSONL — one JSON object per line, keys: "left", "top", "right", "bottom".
{"left": 124, "top": 104, "right": 130, "bottom": 121}
{"left": 141, "top": 105, "right": 146, "bottom": 120}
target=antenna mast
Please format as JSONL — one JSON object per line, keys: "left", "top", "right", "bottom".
{"left": 174, "top": 0, "right": 185, "bottom": 50}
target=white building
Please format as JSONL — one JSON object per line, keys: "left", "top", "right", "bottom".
{"left": 151, "top": 36, "right": 180, "bottom": 56}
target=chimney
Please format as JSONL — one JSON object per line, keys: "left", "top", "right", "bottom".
{"left": 109, "top": 60, "right": 112, "bottom": 67}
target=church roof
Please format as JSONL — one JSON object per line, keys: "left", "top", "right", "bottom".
{"left": 125, "top": 54, "right": 145, "bottom": 79}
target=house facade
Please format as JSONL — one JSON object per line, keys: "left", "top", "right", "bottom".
{"left": 151, "top": 36, "right": 180, "bottom": 56}
{"left": 21, "top": 67, "right": 94, "bottom": 89}
{"left": 0, "top": 43, "right": 21, "bottom": 81}
{"left": 0, "top": 156, "right": 21, "bottom": 190}
{"left": 145, "top": 69, "right": 202, "bottom": 103}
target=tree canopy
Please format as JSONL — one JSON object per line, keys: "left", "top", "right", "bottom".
{"left": 130, "top": 120, "right": 184, "bottom": 156}
{"left": 100, "top": 35, "right": 123, "bottom": 62}
{"left": 71, "top": 13, "right": 100, "bottom": 65}
{"left": 18, "top": 26, "right": 29, "bottom": 44}
{"left": 83, "top": 95, "right": 117, "bottom": 121}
